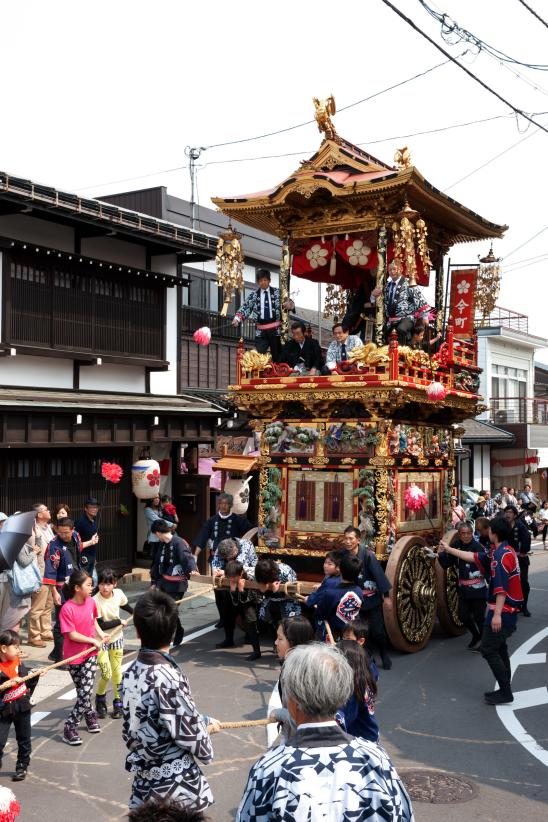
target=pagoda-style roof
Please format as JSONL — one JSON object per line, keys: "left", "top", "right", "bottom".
{"left": 212, "top": 134, "right": 507, "bottom": 246}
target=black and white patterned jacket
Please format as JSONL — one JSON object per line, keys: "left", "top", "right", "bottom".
{"left": 384, "top": 276, "right": 427, "bottom": 321}
{"left": 236, "top": 721, "right": 414, "bottom": 821}
{"left": 122, "top": 649, "right": 214, "bottom": 810}
{"left": 234, "top": 287, "right": 284, "bottom": 337}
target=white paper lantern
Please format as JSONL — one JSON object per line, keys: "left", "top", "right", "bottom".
{"left": 132, "top": 458, "right": 161, "bottom": 499}
{"left": 225, "top": 476, "right": 252, "bottom": 515}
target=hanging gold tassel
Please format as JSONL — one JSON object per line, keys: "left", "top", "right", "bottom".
{"left": 392, "top": 201, "right": 430, "bottom": 288}
{"left": 216, "top": 225, "right": 244, "bottom": 316}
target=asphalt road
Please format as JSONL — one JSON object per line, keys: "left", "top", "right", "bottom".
{"left": 3, "top": 555, "right": 548, "bottom": 821}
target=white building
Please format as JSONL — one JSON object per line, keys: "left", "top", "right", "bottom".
{"left": 460, "top": 307, "right": 548, "bottom": 494}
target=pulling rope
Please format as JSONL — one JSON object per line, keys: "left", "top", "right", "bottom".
{"left": 2, "top": 584, "right": 216, "bottom": 692}
{"left": 207, "top": 717, "right": 277, "bottom": 733}
{"left": 106, "top": 583, "right": 215, "bottom": 643}
{"left": 0, "top": 645, "right": 97, "bottom": 692}
{"left": 324, "top": 620, "right": 336, "bottom": 646}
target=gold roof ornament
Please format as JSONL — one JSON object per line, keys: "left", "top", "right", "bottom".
{"left": 212, "top": 114, "right": 507, "bottom": 243}
{"left": 394, "top": 146, "right": 412, "bottom": 170}
{"left": 313, "top": 95, "right": 337, "bottom": 141}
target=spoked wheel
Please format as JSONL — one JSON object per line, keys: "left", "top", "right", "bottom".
{"left": 384, "top": 535, "right": 437, "bottom": 653}
{"left": 435, "top": 529, "right": 466, "bottom": 637}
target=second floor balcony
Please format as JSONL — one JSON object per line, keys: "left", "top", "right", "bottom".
{"left": 475, "top": 306, "right": 528, "bottom": 334}
{"left": 490, "top": 397, "right": 548, "bottom": 426}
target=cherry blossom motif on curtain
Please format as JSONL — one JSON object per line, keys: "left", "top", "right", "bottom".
{"left": 292, "top": 234, "right": 431, "bottom": 288}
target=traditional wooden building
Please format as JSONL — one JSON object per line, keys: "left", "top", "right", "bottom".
{"left": 99, "top": 188, "right": 284, "bottom": 399}
{"left": 0, "top": 171, "right": 229, "bottom": 572}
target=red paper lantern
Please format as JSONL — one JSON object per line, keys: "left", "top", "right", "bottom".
{"left": 193, "top": 326, "right": 212, "bottom": 346}
{"left": 101, "top": 462, "right": 124, "bottom": 484}
{"left": 404, "top": 484, "right": 428, "bottom": 512}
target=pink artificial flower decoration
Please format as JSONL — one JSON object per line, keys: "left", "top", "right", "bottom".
{"left": 426, "top": 381, "right": 447, "bottom": 401}
{"left": 193, "top": 326, "right": 212, "bottom": 346}
{"left": 404, "top": 484, "right": 429, "bottom": 512}
{"left": 147, "top": 469, "right": 160, "bottom": 487}
{"left": 101, "top": 462, "right": 124, "bottom": 484}
{"left": 0, "top": 786, "right": 21, "bottom": 822}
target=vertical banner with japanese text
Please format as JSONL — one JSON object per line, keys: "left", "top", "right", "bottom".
{"left": 449, "top": 268, "right": 477, "bottom": 337}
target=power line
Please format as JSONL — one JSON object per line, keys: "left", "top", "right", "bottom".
{"left": 504, "top": 251, "right": 548, "bottom": 267}
{"left": 79, "top": 109, "right": 539, "bottom": 192}
{"left": 506, "top": 260, "right": 548, "bottom": 274}
{"left": 78, "top": 164, "right": 189, "bottom": 192}
{"left": 380, "top": 0, "right": 548, "bottom": 136}
{"left": 516, "top": 0, "right": 548, "bottom": 31}
{"left": 200, "top": 112, "right": 524, "bottom": 170}
{"left": 505, "top": 226, "right": 548, "bottom": 259}
{"left": 504, "top": 255, "right": 548, "bottom": 273}
{"left": 444, "top": 122, "right": 543, "bottom": 191}
{"left": 417, "top": 0, "right": 548, "bottom": 69}
{"left": 203, "top": 55, "right": 457, "bottom": 150}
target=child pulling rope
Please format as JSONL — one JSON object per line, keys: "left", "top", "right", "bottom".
{"left": 0, "top": 585, "right": 216, "bottom": 693}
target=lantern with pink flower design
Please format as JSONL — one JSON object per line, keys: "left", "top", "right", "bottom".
{"left": 132, "top": 454, "right": 161, "bottom": 499}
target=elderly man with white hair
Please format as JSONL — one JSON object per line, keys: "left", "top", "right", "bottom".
{"left": 236, "top": 643, "right": 414, "bottom": 822}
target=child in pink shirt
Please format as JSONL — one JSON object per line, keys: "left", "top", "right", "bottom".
{"left": 59, "top": 570, "right": 109, "bottom": 746}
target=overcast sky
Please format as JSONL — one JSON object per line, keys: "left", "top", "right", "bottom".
{"left": 2, "top": 0, "right": 548, "bottom": 362}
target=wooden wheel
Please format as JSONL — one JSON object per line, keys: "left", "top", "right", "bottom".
{"left": 384, "top": 535, "right": 437, "bottom": 653}
{"left": 435, "top": 529, "right": 466, "bottom": 637}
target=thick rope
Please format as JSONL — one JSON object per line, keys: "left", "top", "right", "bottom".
{"left": 324, "top": 620, "right": 336, "bottom": 646}
{"left": 2, "top": 585, "right": 217, "bottom": 691}
{"left": 207, "top": 716, "right": 277, "bottom": 733}
{"left": 111, "top": 585, "right": 215, "bottom": 636}
{"left": 0, "top": 644, "right": 97, "bottom": 692}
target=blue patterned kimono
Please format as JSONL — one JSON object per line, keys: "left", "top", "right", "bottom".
{"left": 237, "top": 721, "right": 414, "bottom": 821}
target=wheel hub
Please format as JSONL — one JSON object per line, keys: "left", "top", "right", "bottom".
{"left": 411, "top": 580, "right": 435, "bottom": 606}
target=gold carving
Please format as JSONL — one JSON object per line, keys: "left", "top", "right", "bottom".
{"left": 308, "top": 457, "right": 329, "bottom": 465}
{"left": 283, "top": 457, "right": 298, "bottom": 464}
{"left": 347, "top": 342, "right": 390, "bottom": 366}
{"left": 295, "top": 182, "right": 322, "bottom": 199}
{"left": 398, "top": 347, "right": 439, "bottom": 370}
{"left": 240, "top": 350, "right": 272, "bottom": 376}
{"left": 394, "top": 146, "right": 412, "bottom": 170}
{"left": 374, "top": 468, "right": 389, "bottom": 559}
{"left": 341, "top": 457, "right": 357, "bottom": 464}
{"left": 375, "top": 224, "right": 387, "bottom": 346}
{"left": 313, "top": 95, "right": 337, "bottom": 140}
{"left": 280, "top": 238, "right": 291, "bottom": 342}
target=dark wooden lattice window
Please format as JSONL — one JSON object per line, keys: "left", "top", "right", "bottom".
{"left": 5, "top": 251, "right": 165, "bottom": 360}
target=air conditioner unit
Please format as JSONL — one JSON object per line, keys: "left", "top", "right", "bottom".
{"left": 495, "top": 409, "right": 518, "bottom": 425}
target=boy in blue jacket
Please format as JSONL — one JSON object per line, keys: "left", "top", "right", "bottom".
{"left": 308, "top": 554, "right": 363, "bottom": 639}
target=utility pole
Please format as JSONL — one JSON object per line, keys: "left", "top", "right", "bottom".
{"left": 184, "top": 146, "right": 205, "bottom": 230}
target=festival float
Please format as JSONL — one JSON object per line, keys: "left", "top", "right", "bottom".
{"left": 211, "top": 98, "right": 506, "bottom": 652}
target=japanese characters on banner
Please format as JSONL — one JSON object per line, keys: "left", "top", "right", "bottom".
{"left": 449, "top": 268, "right": 477, "bottom": 337}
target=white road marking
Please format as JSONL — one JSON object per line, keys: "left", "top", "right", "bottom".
{"left": 31, "top": 711, "right": 51, "bottom": 726}
{"left": 496, "top": 626, "right": 548, "bottom": 768}
{"left": 58, "top": 623, "right": 218, "bottom": 701}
